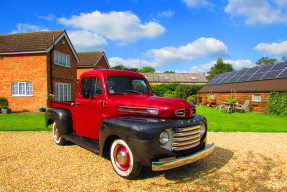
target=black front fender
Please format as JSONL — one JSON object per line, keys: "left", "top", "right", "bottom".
{"left": 99, "top": 115, "right": 207, "bottom": 166}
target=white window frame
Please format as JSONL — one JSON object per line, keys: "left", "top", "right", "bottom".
{"left": 54, "top": 51, "right": 71, "bottom": 68}
{"left": 253, "top": 94, "right": 261, "bottom": 102}
{"left": 54, "top": 83, "right": 71, "bottom": 101}
{"left": 11, "top": 82, "right": 33, "bottom": 96}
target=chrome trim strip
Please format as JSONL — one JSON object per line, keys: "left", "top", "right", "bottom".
{"left": 172, "top": 141, "right": 200, "bottom": 151}
{"left": 152, "top": 143, "right": 215, "bottom": 171}
{"left": 118, "top": 109, "right": 150, "bottom": 114}
{"left": 173, "top": 130, "right": 201, "bottom": 137}
{"left": 173, "top": 132, "right": 201, "bottom": 142}
{"left": 174, "top": 125, "right": 201, "bottom": 132}
{"left": 118, "top": 106, "right": 159, "bottom": 110}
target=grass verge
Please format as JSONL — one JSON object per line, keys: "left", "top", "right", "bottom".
{"left": 197, "top": 106, "right": 287, "bottom": 132}
{"left": 0, "top": 107, "right": 286, "bottom": 132}
{"left": 0, "top": 113, "right": 46, "bottom": 131}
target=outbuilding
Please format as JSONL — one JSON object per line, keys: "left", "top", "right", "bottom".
{"left": 198, "top": 61, "right": 287, "bottom": 112}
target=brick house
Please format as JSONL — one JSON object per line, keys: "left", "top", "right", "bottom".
{"left": 198, "top": 62, "right": 287, "bottom": 112}
{"left": 77, "top": 51, "right": 110, "bottom": 79}
{"left": 0, "top": 30, "right": 79, "bottom": 112}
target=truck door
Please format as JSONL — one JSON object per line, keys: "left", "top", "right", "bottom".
{"left": 75, "top": 76, "right": 105, "bottom": 140}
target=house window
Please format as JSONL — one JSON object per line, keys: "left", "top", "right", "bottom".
{"left": 11, "top": 82, "right": 33, "bottom": 96}
{"left": 253, "top": 94, "right": 261, "bottom": 102}
{"left": 210, "top": 94, "right": 214, "bottom": 99}
{"left": 54, "top": 51, "right": 71, "bottom": 68}
{"left": 55, "top": 83, "right": 71, "bottom": 101}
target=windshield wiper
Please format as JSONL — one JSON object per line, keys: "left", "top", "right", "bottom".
{"left": 127, "top": 90, "right": 142, "bottom": 94}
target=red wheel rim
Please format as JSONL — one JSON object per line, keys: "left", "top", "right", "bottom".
{"left": 114, "top": 144, "right": 130, "bottom": 171}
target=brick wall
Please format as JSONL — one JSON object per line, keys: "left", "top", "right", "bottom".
{"left": 0, "top": 53, "right": 48, "bottom": 111}
{"left": 50, "top": 36, "right": 77, "bottom": 101}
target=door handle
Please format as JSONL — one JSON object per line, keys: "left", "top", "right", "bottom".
{"left": 73, "top": 102, "right": 81, "bottom": 106}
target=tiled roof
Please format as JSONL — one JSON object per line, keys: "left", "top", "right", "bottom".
{"left": 0, "top": 30, "right": 65, "bottom": 53}
{"left": 77, "top": 51, "right": 103, "bottom": 66}
{"left": 198, "top": 78, "right": 287, "bottom": 93}
{"left": 141, "top": 73, "right": 208, "bottom": 83}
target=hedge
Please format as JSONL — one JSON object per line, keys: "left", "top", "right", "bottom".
{"left": 150, "top": 83, "right": 204, "bottom": 103}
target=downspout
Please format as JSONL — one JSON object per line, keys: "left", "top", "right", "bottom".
{"left": 50, "top": 35, "right": 55, "bottom": 94}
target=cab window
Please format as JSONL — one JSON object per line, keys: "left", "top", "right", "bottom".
{"left": 80, "top": 77, "right": 102, "bottom": 98}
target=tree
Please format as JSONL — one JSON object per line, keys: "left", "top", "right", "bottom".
{"left": 282, "top": 56, "right": 287, "bottom": 62}
{"left": 255, "top": 57, "right": 278, "bottom": 66}
{"left": 206, "top": 57, "right": 234, "bottom": 80}
{"left": 163, "top": 71, "right": 175, "bottom": 73}
{"left": 111, "top": 65, "right": 138, "bottom": 72}
{"left": 138, "top": 66, "right": 155, "bottom": 73}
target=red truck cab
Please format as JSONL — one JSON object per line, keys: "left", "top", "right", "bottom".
{"left": 46, "top": 69, "right": 214, "bottom": 179}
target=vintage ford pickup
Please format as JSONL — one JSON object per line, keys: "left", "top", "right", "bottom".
{"left": 45, "top": 69, "right": 214, "bottom": 179}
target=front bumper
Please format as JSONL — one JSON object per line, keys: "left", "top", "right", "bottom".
{"left": 152, "top": 143, "right": 215, "bottom": 171}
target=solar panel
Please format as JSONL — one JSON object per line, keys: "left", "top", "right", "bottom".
{"left": 260, "top": 70, "right": 283, "bottom": 80}
{"left": 237, "top": 74, "right": 253, "bottom": 82}
{"left": 270, "top": 62, "right": 287, "bottom": 71}
{"left": 248, "top": 72, "right": 266, "bottom": 81}
{"left": 206, "top": 61, "right": 287, "bottom": 85}
{"left": 277, "top": 68, "right": 287, "bottom": 78}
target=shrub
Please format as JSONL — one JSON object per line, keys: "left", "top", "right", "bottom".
{"left": 187, "top": 94, "right": 198, "bottom": 104}
{"left": 0, "top": 97, "right": 8, "bottom": 108}
{"left": 266, "top": 92, "right": 287, "bottom": 116}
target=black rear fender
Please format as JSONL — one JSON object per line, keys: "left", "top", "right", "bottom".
{"left": 45, "top": 108, "right": 73, "bottom": 136}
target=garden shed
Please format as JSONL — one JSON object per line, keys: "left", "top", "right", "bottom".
{"left": 198, "top": 61, "right": 287, "bottom": 113}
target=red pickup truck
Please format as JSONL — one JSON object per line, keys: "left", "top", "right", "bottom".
{"left": 45, "top": 69, "right": 214, "bottom": 179}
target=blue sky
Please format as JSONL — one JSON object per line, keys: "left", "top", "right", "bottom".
{"left": 1, "top": 0, "right": 287, "bottom": 74}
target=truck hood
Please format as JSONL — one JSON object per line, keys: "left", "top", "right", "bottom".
{"left": 107, "top": 94, "right": 196, "bottom": 118}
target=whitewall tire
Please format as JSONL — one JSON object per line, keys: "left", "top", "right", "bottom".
{"left": 52, "top": 122, "right": 66, "bottom": 145}
{"left": 110, "top": 139, "right": 142, "bottom": 179}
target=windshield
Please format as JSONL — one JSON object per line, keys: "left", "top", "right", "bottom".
{"left": 107, "top": 76, "right": 151, "bottom": 95}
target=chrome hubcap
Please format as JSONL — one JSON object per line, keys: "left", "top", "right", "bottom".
{"left": 117, "top": 150, "right": 127, "bottom": 165}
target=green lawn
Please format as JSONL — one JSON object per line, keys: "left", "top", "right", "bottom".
{"left": 0, "top": 113, "right": 46, "bottom": 131}
{"left": 0, "top": 107, "right": 286, "bottom": 132}
{"left": 196, "top": 106, "right": 287, "bottom": 132}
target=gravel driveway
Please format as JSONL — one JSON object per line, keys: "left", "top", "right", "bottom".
{"left": 1, "top": 132, "right": 286, "bottom": 191}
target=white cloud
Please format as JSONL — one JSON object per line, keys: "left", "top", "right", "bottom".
{"left": 38, "top": 14, "right": 56, "bottom": 21}
{"left": 12, "top": 23, "right": 48, "bottom": 33}
{"left": 224, "top": 59, "right": 255, "bottom": 69}
{"left": 67, "top": 30, "right": 108, "bottom": 52}
{"left": 109, "top": 57, "right": 160, "bottom": 69}
{"left": 182, "top": 0, "right": 213, "bottom": 7}
{"left": 58, "top": 11, "right": 166, "bottom": 43}
{"left": 145, "top": 37, "right": 228, "bottom": 65}
{"left": 254, "top": 41, "right": 287, "bottom": 56}
{"left": 175, "top": 59, "right": 254, "bottom": 73}
{"left": 225, "top": 0, "right": 287, "bottom": 26}
{"left": 157, "top": 10, "right": 175, "bottom": 18}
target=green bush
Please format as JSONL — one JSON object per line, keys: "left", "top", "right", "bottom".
{"left": 0, "top": 97, "right": 8, "bottom": 108}
{"left": 187, "top": 94, "right": 197, "bottom": 104}
{"left": 266, "top": 92, "right": 287, "bottom": 116}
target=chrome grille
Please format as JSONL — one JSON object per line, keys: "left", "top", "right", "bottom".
{"left": 172, "top": 124, "right": 201, "bottom": 151}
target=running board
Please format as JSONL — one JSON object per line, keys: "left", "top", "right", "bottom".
{"left": 62, "top": 134, "right": 100, "bottom": 155}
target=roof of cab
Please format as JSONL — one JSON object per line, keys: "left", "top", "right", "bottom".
{"left": 80, "top": 69, "right": 145, "bottom": 79}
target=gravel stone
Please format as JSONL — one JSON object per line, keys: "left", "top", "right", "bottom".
{"left": 0, "top": 132, "right": 286, "bottom": 191}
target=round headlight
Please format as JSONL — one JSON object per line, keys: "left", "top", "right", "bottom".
{"left": 159, "top": 131, "right": 169, "bottom": 146}
{"left": 200, "top": 123, "right": 206, "bottom": 136}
